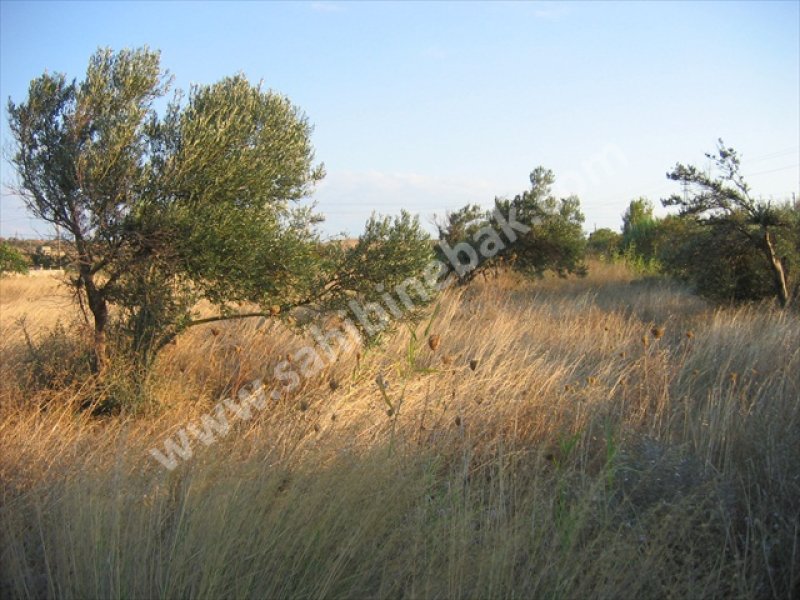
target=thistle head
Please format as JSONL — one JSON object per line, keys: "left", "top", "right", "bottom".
{"left": 428, "top": 333, "right": 441, "bottom": 352}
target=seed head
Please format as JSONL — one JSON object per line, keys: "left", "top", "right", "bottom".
{"left": 651, "top": 326, "right": 665, "bottom": 339}
{"left": 329, "top": 379, "right": 339, "bottom": 391}
{"left": 211, "top": 327, "right": 220, "bottom": 337}
{"left": 686, "top": 330, "right": 694, "bottom": 339}
{"left": 469, "top": 358, "right": 479, "bottom": 371}
{"left": 428, "top": 333, "right": 441, "bottom": 352}
{"left": 375, "top": 373, "right": 389, "bottom": 390}
{"left": 270, "top": 305, "right": 281, "bottom": 316}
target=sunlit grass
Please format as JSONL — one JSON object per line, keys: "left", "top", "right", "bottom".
{"left": 1, "top": 262, "right": 798, "bottom": 598}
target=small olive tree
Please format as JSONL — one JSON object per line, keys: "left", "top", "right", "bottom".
{"left": 498, "top": 167, "right": 586, "bottom": 278}
{"left": 437, "top": 167, "right": 587, "bottom": 281}
{"left": 8, "top": 48, "right": 433, "bottom": 371}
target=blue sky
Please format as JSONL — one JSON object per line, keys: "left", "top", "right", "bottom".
{"left": 1, "top": 0, "right": 798, "bottom": 238}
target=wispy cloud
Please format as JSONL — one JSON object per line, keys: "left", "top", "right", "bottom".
{"left": 310, "top": 1, "right": 345, "bottom": 14}
{"left": 531, "top": 1, "right": 573, "bottom": 21}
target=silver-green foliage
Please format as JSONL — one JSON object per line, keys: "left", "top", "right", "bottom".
{"left": 8, "top": 48, "right": 433, "bottom": 370}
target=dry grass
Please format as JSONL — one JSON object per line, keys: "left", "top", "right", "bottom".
{"left": 0, "top": 272, "right": 76, "bottom": 341}
{"left": 1, "top": 262, "right": 798, "bottom": 599}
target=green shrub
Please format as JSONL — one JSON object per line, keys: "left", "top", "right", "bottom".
{"left": 0, "top": 242, "right": 29, "bottom": 275}
{"left": 587, "top": 228, "right": 621, "bottom": 259}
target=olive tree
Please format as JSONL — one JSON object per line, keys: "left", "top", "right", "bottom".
{"left": 8, "top": 49, "right": 171, "bottom": 367}
{"left": 8, "top": 48, "right": 433, "bottom": 371}
{"left": 436, "top": 167, "right": 587, "bottom": 281}
{"left": 498, "top": 167, "right": 587, "bottom": 278}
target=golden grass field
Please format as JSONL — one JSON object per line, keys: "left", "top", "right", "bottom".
{"left": 1, "top": 262, "right": 798, "bottom": 599}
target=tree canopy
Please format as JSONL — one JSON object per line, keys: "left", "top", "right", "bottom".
{"left": 8, "top": 48, "right": 433, "bottom": 371}
{"left": 662, "top": 140, "right": 798, "bottom": 308}
{"left": 436, "top": 167, "right": 587, "bottom": 281}
{"left": 0, "top": 242, "right": 29, "bottom": 275}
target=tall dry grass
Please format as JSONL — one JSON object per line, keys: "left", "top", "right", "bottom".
{"left": 1, "top": 262, "right": 798, "bottom": 598}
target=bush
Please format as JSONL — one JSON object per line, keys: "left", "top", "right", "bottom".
{"left": 664, "top": 141, "right": 799, "bottom": 307}
{"left": 659, "top": 215, "right": 792, "bottom": 304}
{"left": 0, "top": 242, "right": 29, "bottom": 275}
{"left": 587, "top": 228, "right": 621, "bottom": 259}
